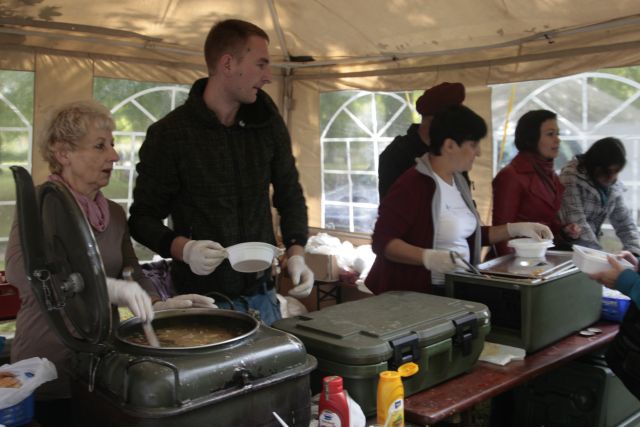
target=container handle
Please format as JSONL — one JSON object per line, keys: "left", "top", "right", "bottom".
{"left": 452, "top": 313, "right": 478, "bottom": 356}
{"left": 123, "top": 357, "right": 182, "bottom": 406}
{"left": 388, "top": 333, "right": 420, "bottom": 370}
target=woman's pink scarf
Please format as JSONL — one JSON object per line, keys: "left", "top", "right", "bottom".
{"left": 48, "top": 174, "right": 110, "bottom": 232}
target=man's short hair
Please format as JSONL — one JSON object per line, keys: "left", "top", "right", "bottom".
{"left": 204, "top": 19, "right": 269, "bottom": 73}
{"left": 429, "top": 105, "right": 487, "bottom": 155}
{"left": 514, "top": 109, "right": 557, "bottom": 153}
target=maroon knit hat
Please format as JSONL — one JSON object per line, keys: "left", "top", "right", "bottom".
{"left": 415, "top": 82, "right": 466, "bottom": 116}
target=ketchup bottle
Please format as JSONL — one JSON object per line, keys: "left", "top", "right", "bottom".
{"left": 318, "top": 375, "right": 350, "bottom": 427}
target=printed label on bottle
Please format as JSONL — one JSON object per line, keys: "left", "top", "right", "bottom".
{"left": 319, "top": 409, "right": 342, "bottom": 427}
{"left": 385, "top": 398, "right": 404, "bottom": 427}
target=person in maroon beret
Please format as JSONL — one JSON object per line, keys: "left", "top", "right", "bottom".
{"left": 378, "top": 82, "right": 466, "bottom": 200}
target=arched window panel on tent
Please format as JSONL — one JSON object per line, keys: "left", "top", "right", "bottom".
{"left": 0, "top": 70, "right": 34, "bottom": 269}
{"left": 94, "top": 77, "right": 189, "bottom": 261}
{"left": 492, "top": 67, "right": 640, "bottom": 250}
{"left": 320, "top": 91, "right": 421, "bottom": 233}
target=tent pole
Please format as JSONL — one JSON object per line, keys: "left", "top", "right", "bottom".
{"left": 267, "top": 0, "right": 290, "bottom": 62}
{"left": 267, "top": 0, "right": 294, "bottom": 126}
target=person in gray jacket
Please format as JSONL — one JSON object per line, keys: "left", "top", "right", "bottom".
{"left": 559, "top": 137, "right": 640, "bottom": 255}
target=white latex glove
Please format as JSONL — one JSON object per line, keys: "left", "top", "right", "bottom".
{"left": 287, "top": 255, "right": 314, "bottom": 298}
{"left": 507, "top": 222, "right": 554, "bottom": 241}
{"left": 422, "top": 249, "right": 465, "bottom": 274}
{"left": 183, "top": 240, "right": 227, "bottom": 275}
{"left": 153, "top": 294, "right": 217, "bottom": 311}
{"left": 106, "top": 277, "right": 154, "bottom": 323}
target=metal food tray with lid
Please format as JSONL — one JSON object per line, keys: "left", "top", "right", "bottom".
{"left": 10, "top": 166, "right": 316, "bottom": 427}
{"left": 445, "top": 251, "right": 601, "bottom": 353}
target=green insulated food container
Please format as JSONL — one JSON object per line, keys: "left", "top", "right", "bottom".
{"left": 445, "top": 251, "right": 602, "bottom": 353}
{"left": 273, "top": 291, "right": 490, "bottom": 416}
{"left": 11, "top": 167, "right": 316, "bottom": 427}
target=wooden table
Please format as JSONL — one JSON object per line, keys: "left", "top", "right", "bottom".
{"left": 404, "top": 321, "right": 620, "bottom": 426}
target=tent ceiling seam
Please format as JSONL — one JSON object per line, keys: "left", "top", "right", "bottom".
{"left": 0, "top": 17, "right": 162, "bottom": 42}
{"left": 0, "top": 26, "right": 201, "bottom": 57}
{"left": 290, "top": 39, "right": 640, "bottom": 81}
{"left": 0, "top": 44, "right": 206, "bottom": 73}
{"left": 276, "top": 13, "right": 640, "bottom": 69}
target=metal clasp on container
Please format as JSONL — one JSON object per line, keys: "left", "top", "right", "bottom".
{"left": 452, "top": 313, "right": 478, "bottom": 356}
{"left": 388, "top": 333, "right": 420, "bottom": 370}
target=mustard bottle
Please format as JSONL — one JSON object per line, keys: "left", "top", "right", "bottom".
{"left": 376, "top": 362, "right": 419, "bottom": 427}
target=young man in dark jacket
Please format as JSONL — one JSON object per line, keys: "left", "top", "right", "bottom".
{"left": 129, "top": 19, "right": 313, "bottom": 325}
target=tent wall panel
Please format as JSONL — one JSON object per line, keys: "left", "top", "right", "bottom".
{"left": 32, "top": 54, "right": 93, "bottom": 184}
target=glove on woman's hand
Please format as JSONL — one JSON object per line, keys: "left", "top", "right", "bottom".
{"left": 507, "top": 222, "right": 554, "bottom": 241}
{"left": 106, "top": 277, "right": 154, "bottom": 323}
{"left": 421, "top": 249, "right": 465, "bottom": 274}
{"left": 153, "top": 294, "right": 217, "bottom": 311}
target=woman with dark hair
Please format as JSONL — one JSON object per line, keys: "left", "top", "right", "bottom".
{"left": 559, "top": 137, "right": 640, "bottom": 255}
{"left": 365, "top": 105, "right": 551, "bottom": 296}
{"left": 492, "top": 109, "right": 579, "bottom": 256}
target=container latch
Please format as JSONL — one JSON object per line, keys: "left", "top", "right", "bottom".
{"left": 452, "top": 313, "right": 478, "bottom": 356}
{"left": 389, "top": 333, "right": 420, "bottom": 370}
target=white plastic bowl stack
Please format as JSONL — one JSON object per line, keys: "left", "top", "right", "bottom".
{"left": 226, "top": 242, "right": 283, "bottom": 273}
{"left": 507, "top": 238, "right": 554, "bottom": 258}
{"left": 572, "top": 244, "right": 633, "bottom": 274}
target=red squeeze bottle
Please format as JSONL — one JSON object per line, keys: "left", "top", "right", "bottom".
{"left": 318, "top": 375, "right": 350, "bottom": 427}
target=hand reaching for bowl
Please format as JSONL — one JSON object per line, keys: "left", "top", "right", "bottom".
{"left": 153, "top": 294, "right": 218, "bottom": 310}
{"left": 617, "top": 251, "right": 639, "bottom": 272}
{"left": 589, "top": 255, "right": 627, "bottom": 288}
{"left": 507, "top": 222, "right": 553, "bottom": 241}
{"left": 183, "top": 240, "right": 228, "bottom": 275}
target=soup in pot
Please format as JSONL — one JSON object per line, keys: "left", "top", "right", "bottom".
{"left": 126, "top": 321, "right": 242, "bottom": 347}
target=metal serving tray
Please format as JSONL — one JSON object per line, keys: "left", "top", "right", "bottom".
{"left": 475, "top": 250, "right": 578, "bottom": 282}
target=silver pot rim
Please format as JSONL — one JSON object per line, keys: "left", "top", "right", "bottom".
{"left": 116, "top": 308, "right": 260, "bottom": 350}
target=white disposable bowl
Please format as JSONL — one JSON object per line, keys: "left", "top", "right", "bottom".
{"left": 226, "top": 242, "right": 282, "bottom": 273}
{"left": 507, "top": 238, "right": 554, "bottom": 258}
{"left": 572, "top": 244, "right": 633, "bottom": 275}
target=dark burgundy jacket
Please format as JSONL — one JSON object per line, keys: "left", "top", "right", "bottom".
{"left": 366, "top": 157, "right": 489, "bottom": 295}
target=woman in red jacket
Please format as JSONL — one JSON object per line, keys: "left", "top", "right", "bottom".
{"left": 492, "top": 109, "right": 579, "bottom": 256}
{"left": 365, "top": 105, "right": 552, "bottom": 296}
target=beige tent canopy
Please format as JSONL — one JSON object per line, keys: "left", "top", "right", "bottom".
{"left": 2, "top": 0, "right": 640, "bottom": 228}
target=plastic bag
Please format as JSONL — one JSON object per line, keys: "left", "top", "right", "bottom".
{"left": 0, "top": 357, "right": 57, "bottom": 410}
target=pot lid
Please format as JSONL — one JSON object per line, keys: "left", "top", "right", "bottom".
{"left": 11, "top": 166, "right": 111, "bottom": 353}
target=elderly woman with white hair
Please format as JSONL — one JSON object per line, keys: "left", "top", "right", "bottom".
{"left": 5, "top": 100, "right": 215, "bottom": 427}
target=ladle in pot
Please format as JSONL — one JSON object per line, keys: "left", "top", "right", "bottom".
{"left": 122, "top": 267, "right": 160, "bottom": 348}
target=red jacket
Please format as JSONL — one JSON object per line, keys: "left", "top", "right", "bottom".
{"left": 366, "top": 161, "right": 489, "bottom": 295}
{"left": 492, "top": 152, "right": 564, "bottom": 255}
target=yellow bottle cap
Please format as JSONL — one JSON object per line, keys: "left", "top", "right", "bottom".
{"left": 379, "top": 370, "right": 401, "bottom": 380}
{"left": 397, "top": 362, "right": 419, "bottom": 377}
